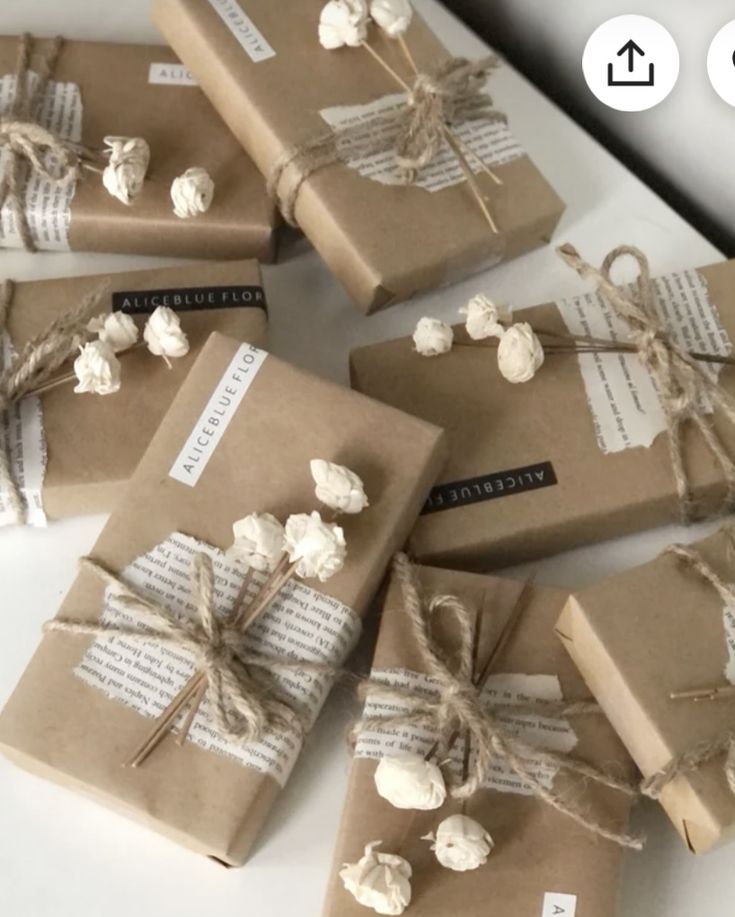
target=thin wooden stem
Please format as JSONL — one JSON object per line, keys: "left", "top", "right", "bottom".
{"left": 176, "top": 677, "right": 208, "bottom": 747}
{"left": 442, "top": 127, "right": 498, "bottom": 233}
{"left": 360, "top": 41, "right": 410, "bottom": 91}
{"left": 670, "top": 684, "right": 735, "bottom": 702}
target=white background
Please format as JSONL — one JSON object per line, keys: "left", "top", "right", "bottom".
{"left": 0, "top": 1, "right": 733, "bottom": 916}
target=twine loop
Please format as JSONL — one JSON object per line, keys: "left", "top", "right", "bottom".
{"left": 44, "top": 552, "right": 339, "bottom": 744}
{"left": 352, "top": 553, "right": 643, "bottom": 849}
{"left": 559, "top": 244, "right": 735, "bottom": 523}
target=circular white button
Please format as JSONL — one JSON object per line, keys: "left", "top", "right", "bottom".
{"left": 707, "top": 21, "right": 735, "bottom": 107}
{"left": 582, "top": 15, "right": 680, "bottom": 112}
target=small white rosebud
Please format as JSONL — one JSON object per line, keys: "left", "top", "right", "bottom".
{"left": 319, "top": 0, "right": 369, "bottom": 49}
{"left": 87, "top": 312, "right": 139, "bottom": 353}
{"left": 102, "top": 136, "right": 150, "bottom": 205}
{"left": 374, "top": 753, "right": 447, "bottom": 810}
{"left": 459, "top": 294, "right": 510, "bottom": 341}
{"left": 310, "top": 459, "right": 368, "bottom": 515}
{"left": 228, "top": 513, "right": 285, "bottom": 573}
{"left": 143, "top": 306, "right": 190, "bottom": 363}
{"left": 370, "top": 0, "right": 413, "bottom": 38}
{"left": 284, "top": 510, "right": 346, "bottom": 582}
{"left": 171, "top": 167, "right": 215, "bottom": 219}
{"left": 496, "top": 322, "right": 544, "bottom": 383}
{"left": 73, "top": 340, "right": 121, "bottom": 396}
{"left": 412, "top": 317, "right": 453, "bottom": 357}
{"left": 423, "top": 814, "right": 494, "bottom": 872}
{"left": 340, "top": 841, "right": 412, "bottom": 916}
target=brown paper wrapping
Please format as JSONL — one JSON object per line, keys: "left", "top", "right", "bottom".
{"left": 0, "top": 36, "right": 278, "bottom": 260}
{"left": 151, "top": 0, "right": 564, "bottom": 313}
{"left": 323, "top": 565, "right": 634, "bottom": 916}
{"left": 0, "top": 333, "right": 447, "bottom": 864}
{"left": 558, "top": 526, "right": 735, "bottom": 854}
{"left": 6, "top": 260, "right": 268, "bottom": 519}
{"left": 350, "top": 258, "right": 735, "bottom": 569}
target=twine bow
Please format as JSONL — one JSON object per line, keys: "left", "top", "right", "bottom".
{"left": 559, "top": 244, "right": 735, "bottom": 523}
{"left": 44, "top": 553, "right": 337, "bottom": 744}
{"left": 642, "top": 535, "right": 735, "bottom": 800}
{"left": 0, "top": 34, "right": 87, "bottom": 252}
{"left": 268, "top": 55, "right": 505, "bottom": 227}
{"left": 352, "top": 554, "right": 642, "bottom": 849}
{"left": 0, "top": 281, "right": 103, "bottom": 524}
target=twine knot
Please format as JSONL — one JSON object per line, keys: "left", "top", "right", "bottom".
{"left": 558, "top": 244, "right": 735, "bottom": 523}
{"left": 43, "top": 552, "right": 338, "bottom": 745}
{"left": 352, "top": 554, "right": 643, "bottom": 848}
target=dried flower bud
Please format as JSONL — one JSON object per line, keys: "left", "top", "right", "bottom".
{"left": 171, "top": 167, "right": 215, "bottom": 219}
{"left": 143, "top": 306, "right": 190, "bottom": 362}
{"left": 310, "top": 459, "right": 368, "bottom": 514}
{"left": 284, "top": 510, "right": 346, "bottom": 582}
{"left": 374, "top": 753, "right": 447, "bottom": 810}
{"left": 460, "top": 294, "right": 510, "bottom": 340}
{"left": 496, "top": 322, "right": 544, "bottom": 383}
{"left": 102, "top": 136, "right": 150, "bottom": 205}
{"left": 73, "top": 340, "right": 121, "bottom": 395}
{"left": 412, "top": 317, "right": 454, "bottom": 357}
{"left": 340, "top": 842, "right": 412, "bottom": 915}
{"left": 228, "top": 513, "right": 285, "bottom": 573}
{"left": 370, "top": 0, "right": 413, "bottom": 38}
{"left": 424, "top": 814, "right": 494, "bottom": 871}
{"left": 319, "top": 0, "right": 369, "bottom": 49}
{"left": 87, "top": 312, "right": 139, "bottom": 353}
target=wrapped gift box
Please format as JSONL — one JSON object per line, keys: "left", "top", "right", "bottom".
{"left": 0, "top": 333, "right": 447, "bottom": 864}
{"left": 0, "top": 35, "right": 278, "bottom": 259}
{"left": 152, "top": 0, "right": 564, "bottom": 313}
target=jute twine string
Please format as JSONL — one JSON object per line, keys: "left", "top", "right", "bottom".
{"left": 0, "top": 282, "right": 106, "bottom": 524}
{"left": 267, "top": 56, "right": 505, "bottom": 226}
{"left": 641, "top": 534, "right": 735, "bottom": 799}
{"left": 0, "top": 34, "right": 88, "bottom": 252}
{"left": 351, "top": 554, "right": 643, "bottom": 849}
{"left": 559, "top": 244, "right": 735, "bottom": 524}
{"left": 44, "top": 553, "right": 338, "bottom": 744}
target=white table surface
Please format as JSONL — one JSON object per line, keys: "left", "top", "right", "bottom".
{"left": 0, "top": 2, "right": 732, "bottom": 915}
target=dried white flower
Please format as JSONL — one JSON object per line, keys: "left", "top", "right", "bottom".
{"left": 374, "top": 753, "right": 447, "bottom": 810}
{"left": 228, "top": 513, "right": 285, "bottom": 573}
{"left": 102, "top": 136, "right": 150, "bottom": 205}
{"left": 460, "top": 294, "right": 510, "bottom": 341}
{"left": 319, "top": 0, "right": 369, "bottom": 49}
{"left": 87, "top": 312, "right": 139, "bottom": 353}
{"left": 143, "top": 306, "right": 190, "bottom": 363}
{"left": 340, "top": 842, "right": 412, "bottom": 916}
{"left": 284, "top": 510, "right": 346, "bottom": 582}
{"left": 310, "top": 459, "right": 368, "bottom": 515}
{"left": 171, "top": 167, "right": 215, "bottom": 219}
{"left": 423, "top": 814, "right": 494, "bottom": 872}
{"left": 412, "top": 317, "right": 454, "bottom": 357}
{"left": 370, "top": 0, "right": 413, "bottom": 37}
{"left": 496, "top": 322, "right": 544, "bottom": 383}
{"left": 73, "top": 340, "right": 121, "bottom": 396}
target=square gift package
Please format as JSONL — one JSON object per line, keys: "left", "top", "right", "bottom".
{"left": 324, "top": 564, "right": 636, "bottom": 916}
{"left": 152, "top": 0, "right": 564, "bottom": 313}
{"left": 1, "top": 259, "right": 267, "bottom": 523}
{"left": 0, "top": 35, "right": 278, "bottom": 259}
{"left": 0, "top": 333, "right": 447, "bottom": 865}
{"left": 351, "top": 256, "right": 735, "bottom": 569}
{"left": 559, "top": 525, "right": 735, "bottom": 854}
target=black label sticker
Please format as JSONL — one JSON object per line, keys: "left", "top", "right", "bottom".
{"left": 112, "top": 285, "right": 267, "bottom": 315}
{"left": 422, "top": 461, "right": 558, "bottom": 515}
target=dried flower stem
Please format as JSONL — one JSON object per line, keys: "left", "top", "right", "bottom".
{"left": 670, "top": 684, "right": 735, "bottom": 702}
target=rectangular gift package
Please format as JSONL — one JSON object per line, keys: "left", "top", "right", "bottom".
{"left": 0, "top": 34, "right": 278, "bottom": 259}
{"left": 559, "top": 526, "right": 735, "bottom": 854}
{"left": 324, "top": 565, "right": 635, "bottom": 916}
{"left": 351, "top": 256, "right": 735, "bottom": 569}
{"left": 152, "top": 0, "right": 564, "bottom": 313}
{"left": 1, "top": 259, "right": 268, "bottom": 522}
{"left": 0, "top": 333, "right": 447, "bottom": 864}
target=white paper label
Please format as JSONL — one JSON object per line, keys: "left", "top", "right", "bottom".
{"left": 74, "top": 533, "right": 361, "bottom": 786}
{"left": 556, "top": 269, "right": 731, "bottom": 454}
{"left": 320, "top": 91, "right": 523, "bottom": 193}
{"left": 0, "top": 73, "right": 82, "bottom": 250}
{"left": 169, "top": 343, "right": 267, "bottom": 487}
{"left": 206, "top": 0, "right": 275, "bottom": 63}
{"left": 148, "top": 62, "right": 198, "bottom": 86}
{"left": 542, "top": 892, "right": 577, "bottom": 917}
{"left": 0, "top": 334, "right": 47, "bottom": 527}
{"left": 355, "top": 669, "right": 577, "bottom": 796}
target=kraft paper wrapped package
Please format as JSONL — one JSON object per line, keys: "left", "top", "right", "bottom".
{"left": 152, "top": 0, "right": 564, "bottom": 313}
{"left": 0, "top": 34, "right": 278, "bottom": 259}
{"left": 0, "top": 333, "right": 447, "bottom": 865}
{"left": 324, "top": 564, "right": 636, "bottom": 916}
{"left": 351, "top": 255, "right": 735, "bottom": 569}
{"left": 559, "top": 525, "right": 735, "bottom": 855}
{"left": 0, "top": 260, "right": 268, "bottom": 523}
